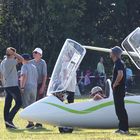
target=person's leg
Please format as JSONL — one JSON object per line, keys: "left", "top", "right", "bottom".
{"left": 22, "top": 87, "right": 31, "bottom": 108}
{"left": 8, "top": 87, "right": 22, "bottom": 122}
{"left": 113, "top": 88, "right": 129, "bottom": 131}
{"left": 30, "top": 88, "right": 37, "bottom": 105}
{"left": 23, "top": 87, "right": 35, "bottom": 129}
{"left": 67, "top": 91, "right": 75, "bottom": 103}
{"left": 35, "top": 84, "right": 43, "bottom": 128}
{"left": 36, "top": 83, "right": 44, "bottom": 101}
{"left": 4, "top": 88, "right": 13, "bottom": 122}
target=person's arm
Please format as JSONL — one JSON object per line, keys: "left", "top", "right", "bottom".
{"left": 39, "top": 61, "right": 47, "bottom": 95}
{"left": 20, "top": 66, "right": 27, "bottom": 93}
{"left": 113, "top": 70, "right": 123, "bottom": 89}
{"left": 14, "top": 52, "right": 24, "bottom": 63}
{"left": 0, "top": 65, "right": 2, "bottom": 81}
{"left": 0, "top": 72, "right": 2, "bottom": 82}
{"left": 20, "top": 74, "right": 27, "bottom": 89}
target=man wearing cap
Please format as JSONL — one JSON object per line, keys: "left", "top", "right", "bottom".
{"left": 110, "top": 46, "right": 129, "bottom": 134}
{"left": 20, "top": 54, "right": 38, "bottom": 129}
{"left": 0, "top": 47, "right": 23, "bottom": 129}
{"left": 30, "top": 48, "right": 47, "bottom": 128}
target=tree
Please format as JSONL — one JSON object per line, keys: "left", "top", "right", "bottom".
{"left": 0, "top": 0, "right": 140, "bottom": 74}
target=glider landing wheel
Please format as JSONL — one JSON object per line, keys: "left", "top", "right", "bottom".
{"left": 58, "top": 127, "right": 73, "bottom": 133}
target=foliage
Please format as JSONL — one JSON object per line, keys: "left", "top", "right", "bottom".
{"left": 0, "top": 0, "right": 140, "bottom": 74}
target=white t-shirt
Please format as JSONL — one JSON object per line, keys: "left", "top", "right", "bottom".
{"left": 66, "top": 72, "right": 77, "bottom": 92}
{"left": 59, "top": 61, "right": 77, "bottom": 92}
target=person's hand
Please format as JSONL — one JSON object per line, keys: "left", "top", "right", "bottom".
{"left": 7, "top": 48, "right": 15, "bottom": 55}
{"left": 93, "top": 94, "right": 103, "bottom": 101}
{"left": 113, "top": 83, "right": 119, "bottom": 90}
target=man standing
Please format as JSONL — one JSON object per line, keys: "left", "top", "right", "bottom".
{"left": 0, "top": 47, "right": 23, "bottom": 129}
{"left": 97, "top": 57, "right": 105, "bottom": 75}
{"left": 30, "top": 48, "right": 47, "bottom": 128}
{"left": 20, "top": 54, "right": 38, "bottom": 129}
{"left": 110, "top": 46, "right": 129, "bottom": 134}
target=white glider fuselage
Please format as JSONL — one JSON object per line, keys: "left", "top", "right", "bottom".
{"left": 20, "top": 79, "right": 140, "bottom": 129}
{"left": 20, "top": 92, "right": 140, "bottom": 129}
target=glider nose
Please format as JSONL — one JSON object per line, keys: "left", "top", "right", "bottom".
{"left": 20, "top": 102, "right": 40, "bottom": 122}
{"left": 19, "top": 95, "right": 60, "bottom": 124}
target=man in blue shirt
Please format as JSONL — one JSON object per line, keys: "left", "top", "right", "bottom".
{"left": 126, "top": 67, "right": 133, "bottom": 92}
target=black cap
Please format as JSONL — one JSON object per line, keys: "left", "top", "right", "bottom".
{"left": 22, "top": 53, "right": 31, "bottom": 60}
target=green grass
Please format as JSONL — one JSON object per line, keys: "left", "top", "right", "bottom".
{"left": 0, "top": 97, "right": 140, "bottom": 140}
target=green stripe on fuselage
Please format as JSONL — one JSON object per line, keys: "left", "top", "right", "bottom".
{"left": 41, "top": 100, "right": 140, "bottom": 115}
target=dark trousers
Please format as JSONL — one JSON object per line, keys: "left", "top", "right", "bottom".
{"left": 113, "top": 86, "right": 129, "bottom": 131}
{"left": 36, "top": 83, "right": 45, "bottom": 101}
{"left": 67, "top": 91, "right": 75, "bottom": 103}
{"left": 36, "top": 83, "right": 46, "bottom": 126}
{"left": 4, "top": 86, "right": 22, "bottom": 122}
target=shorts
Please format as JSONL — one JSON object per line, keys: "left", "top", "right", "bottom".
{"left": 22, "top": 86, "right": 37, "bottom": 108}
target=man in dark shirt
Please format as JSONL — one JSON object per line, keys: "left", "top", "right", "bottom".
{"left": 110, "top": 46, "right": 129, "bottom": 134}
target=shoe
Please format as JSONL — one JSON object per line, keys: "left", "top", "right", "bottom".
{"left": 26, "top": 123, "right": 34, "bottom": 129}
{"left": 35, "top": 123, "right": 42, "bottom": 129}
{"left": 115, "top": 129, "right": 129, "bottom": 134}
{"left": 5, "top": 121, "right": 17, "bottom": 129}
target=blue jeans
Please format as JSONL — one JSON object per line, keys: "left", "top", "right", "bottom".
{"left": 4, "top": 86, "right": 22, "bottom": 122}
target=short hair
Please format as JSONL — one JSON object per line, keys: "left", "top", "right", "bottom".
{"left": 7, "top": 47, "right": 16, "bottom": 52}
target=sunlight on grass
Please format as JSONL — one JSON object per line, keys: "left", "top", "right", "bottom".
{"left": 0, "top": 97, "right": 140, "bottom": 140}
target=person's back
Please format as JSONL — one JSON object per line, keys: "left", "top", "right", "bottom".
{"left": 21, "top": 63, "right": 38, "bottom": 88}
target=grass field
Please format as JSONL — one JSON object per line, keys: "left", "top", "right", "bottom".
{"left": 0, "top": 97, "right": 140, "bottom": 140}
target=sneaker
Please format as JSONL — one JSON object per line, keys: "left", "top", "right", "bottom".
{"left": 35, "top": 123, "right": 42, "bottom": 129}
{"left": 26, "top": 123, "right": 34, "bottom": 129}
{"left": 5, "top": 121, "right": 17, "bottom": 129}
{"left": 115, "top": 129, "right": 129, "bottom": 134}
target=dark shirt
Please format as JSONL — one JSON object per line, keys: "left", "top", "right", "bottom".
{"left": 112, "top": 59, "right": 126, "bottom": 87}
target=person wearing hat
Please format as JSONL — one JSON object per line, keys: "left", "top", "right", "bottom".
{"left": 0, "top": 47, "right": 23, "bottom": 129}
{"left": 90, "top": 86, "right": 106, "bottom": 101}
{"left": 30, "top": 48, "right": 47, "bottom": 128}
{"left": 20, "top": 54, "right": 38, "bottom": 128}
{"left": 110, "top": 46, "right": 129, "bottom": 134}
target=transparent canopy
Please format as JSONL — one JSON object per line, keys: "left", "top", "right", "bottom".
{"left": 47, "top": 39, "right": 86, "bottom": 95}
{"left": 122, "top": 27, "right": 140, "bottom": 69}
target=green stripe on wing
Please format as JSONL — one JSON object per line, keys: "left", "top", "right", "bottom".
{"left": 42, "top": 100, "right": 140, "bottom": 114}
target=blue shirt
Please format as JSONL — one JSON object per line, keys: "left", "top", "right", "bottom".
{"left": 126, "top": 68, "right": 133, "bottom": 80}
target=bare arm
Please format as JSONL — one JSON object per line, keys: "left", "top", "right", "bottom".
{"left": 0, "top": 72, "right": 2, "bottom": 82}
{"left": 14, "top": 53, "right": 24, "bottom": 63}
{"left": 20, "top": 74, "right": 27, "bottom": 89}
{"left": 41, "top": 75, "right": 47, "bottom": 89}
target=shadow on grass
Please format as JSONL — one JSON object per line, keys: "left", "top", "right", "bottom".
{"left": 7, "top": 127, "right": 53, "bottom": 134}
{"left": 6, "top": 127, "right": 139, "bottom": 137}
